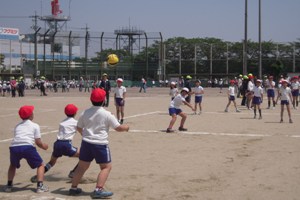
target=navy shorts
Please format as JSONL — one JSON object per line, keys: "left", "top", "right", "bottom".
{"left": 228, "top": 96, "right": 235, "bottom": 101}
{"left": 168, "top": 108, "right": 182, "bottom": 116}
{"left": 267, "top": 89, "right": 275, "bottom": 98}
{"left": 10, "top": 145, "right": 43, "bottom": 169}
{"left": 195, "top": 96, "right": 203, "bottom": 103}
{"left": 52, "top": 140, "right": 77, "bottom": 158}
{"left": 252, "top": 96, "right": 262, "bottom": 105}
{"left": 115, "top": 98, "right": 125, "bottom": 106}
{"left": 281, "top": 100, "right": 290, "bottom": 105}
{"left": 79, "top": 140, "right": 111, "bottom": 164}
{"left": 292, "top": 89, "right": 299, "bottom": 97}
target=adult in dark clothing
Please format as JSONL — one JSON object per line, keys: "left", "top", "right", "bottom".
{"left": 184, "top": 75, "right": 192, "bottom": 103}
{"left": 241, "top": 76, "right": 249, "bottom": 106}
{"left": 99, "top": 73, "right": 111, "bottom": 107}
{"left": 18, "top": 80, "right": 26, "bottom": 97}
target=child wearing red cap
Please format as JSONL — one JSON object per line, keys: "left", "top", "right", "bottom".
{"left": 252, "top": 80, "right": 264, "bottom": 119}
{"left": 278, "top": 80, "right": 293, "bottom": 123}
{"left": 114, "top": 78, "right": 126, "bottom": 124}
{"left": 5, "top": 105, "right": 49, "bottom": 193}
{"left": 224, "top": 80, "right": 241, "bottom": 113}
{"left": 30, "top": 104, "right": 80, "bottom": 183}
{"left": 69, "top": 88, "right": 129, "bottom": 198}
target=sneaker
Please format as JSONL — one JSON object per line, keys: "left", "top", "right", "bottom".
{"left": 289, "top": 119, "right": 293, "bottom": 123}
{"left": 120, "top": 119, "right": 124, "bottom": 124}
{"left": 92, "top": 189, "right": 113, "bottom": 199}
{"left": 68, "top": 170, "right": 74, "bottom": 178}
{"left": 30, "top": 175, "right": 38, "bottom": 183}
{"left": 198, "top": 111, "right": 202, "bottom": 115}
{"left": 166, "top": 128, "right": 174, "bottom": 133}
{"left": 236, "top": 109, "right": 241, "bottom": 112}
{"left": 224, "top": 109, "right": 228, "bottom": 112}
{"left": 36, "top": 184, "right": 49, "bottom": 193}
{"left": 266, "top": 107, "right": 270, "bottom": 109}
{"left": 178, "top": 127, "right": 187, "bottom": 131}
{"left": 272, "top": 107, "right": 275, "bottom": 110}
{"left": 4, "top": 185, "right": 12, "bottom": 193}
{"left": 69, "top": 187, "right": 82, "bottom": 196}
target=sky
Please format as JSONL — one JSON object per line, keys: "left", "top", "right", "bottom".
{"left": 0, "top": 0, "right": 300, "bottom": 43}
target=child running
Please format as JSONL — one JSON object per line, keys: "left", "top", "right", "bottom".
{"left": 30, "top": 104, "right": 80, "bottom": 183}
{"left": 224, "top": 80, "right": 241, "bottom": 112}
{"left": 114, "top": 78, "right": 126, "bottom": 124}
{"left": 69, "top": 88, "right": 129, "bottom": 198}
{"left": 5, "top": 105, "right": 49, "bottom": 193}
{"left": 166, "top": 87, "right": 195, "bottom": 133}
{"left": 278, "top": 80, "right": 293, "bottom": 123}
{"left": 192, "top": 80, "right": 204, "bottom": 114}
{"left": 169, "top": 81, "right": 178, "bottom": 100}
{"left": 252, "top": 79, "right": 264, "bottom": 119}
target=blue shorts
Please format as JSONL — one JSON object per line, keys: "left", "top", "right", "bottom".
{"left": 79, "top": 140, "right": 111, "bottom": 164}
{"left": 9, "top": 145, "right": 43, "bottom": 169}
{"left": 168, "top": 108, "right": 182, "bottom": 116}
{"left": 267, "top": 89, "right": 275, "bottom": 98}
{"left": 252, "top": 96, "right": 262, "bottom": 105}
{"left": 228, "top": 96, "right": 235, "bottom": 101}
{"left": 281, "top": 100, "right": 290, "bottom": 105}
{"left": 292, "top": 89, "right": 299, "bottom": 97}
{"left": 195, "top": 96, "right": 203, "bottom": 103}
{"left": 115, "top": 98, "right": 125, "bottom": 106}
{"left": 52, "top": 140, "right": 77, "bottom": 158}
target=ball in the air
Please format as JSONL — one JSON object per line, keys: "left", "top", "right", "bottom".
{"left": 107, "top": 54, "right": 119, "bottom": 66}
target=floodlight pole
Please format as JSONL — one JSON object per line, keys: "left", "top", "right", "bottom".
{"left": 258, "top": 0, "right": 262, "bottom": 79}
{"left": 243, "top": 0, "right": 248, "bottom": 75}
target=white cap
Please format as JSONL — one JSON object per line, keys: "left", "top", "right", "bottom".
{"left": 116, "top": 78, "right": 123, "bottom": 82}
{"left": 256, "top": 79, "right": 262, "bottom": 83}
{"left": 170, "top": 81, "right": 176, "bottom": 85}
{"left": 182, "top": 87, "right": 189, "bottom": 93}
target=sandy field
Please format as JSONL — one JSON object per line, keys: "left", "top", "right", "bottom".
{"left": 0, "top": 86, "right": 299, "bottom": 200}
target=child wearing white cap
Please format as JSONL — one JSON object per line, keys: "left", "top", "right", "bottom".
{"left": 169, "top": 81, "right": 178, "bottom": 100}
{"left": 166, "top": 88, "right": 195, "bottom": 133}
{"left": 114, "top": 78, "right": 127, "bottom": 124}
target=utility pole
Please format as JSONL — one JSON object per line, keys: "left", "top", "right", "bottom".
{"left": 258, "top": 0, "right": 262, "bottom": 79}
{"left": 243, "top": 0, "right": 248, "bottom": 75}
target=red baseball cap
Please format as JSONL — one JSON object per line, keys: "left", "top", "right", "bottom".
{"left": 19, "top": 105, "right": 34, "bottom": 119}
{"left": 65, "top": 104, "right": 78, "bottom": 116}
{"left": 90, "top": 88, "right": 106, "bottom": 102}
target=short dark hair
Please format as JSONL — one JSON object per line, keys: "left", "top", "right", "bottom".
{"left": 92, "top": 101, "right": 104, "bottom": 106}
{"left": 66, "top": 114, "right": 75, "bottom": 118}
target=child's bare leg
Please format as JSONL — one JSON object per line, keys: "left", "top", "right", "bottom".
{"left": 71, "top": 160, "right": 90, "bottom": 188}
{"left": 168, "top": 115, "right": 177, "bottom": 129}
{"left": 287, "top": 105, "right": 292, "bottom": 119}
{"left": 96, "top": 163, "right": 112, "bottom": 189}
{"left": 179, "top": 112, "right": 187, "bottom": 128}
{"left": 7, "top": 164, "right": 16, "bottom": 182}
{"left": 280, "top": 105, "right": 284, "bottom": 121}
{"left": 120, "top": 106, "right": 124, "bottom": 119}
{"left": 37, "top": 164, "right": 45, "bottom": 182}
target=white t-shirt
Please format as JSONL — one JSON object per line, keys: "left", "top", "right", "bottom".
{"left": 228, "top": 86, "right": 235, "bottom": 96}
{"left": 77, "top": 106, "right": 120, "bottom": 145}
{"left": 194, "top": 86, "right": 204, "bottom": 97}
{"left": 11, "top": 120, "right": 41, "bottom": 147}
{"left": 248, "top": 81, "right": 254, "bottom": 91}
{"left": 57, "top": 117, "right": 78, "bottom": 140}
{"left": 265, "top": 80, "right": 275, "bottom": 90}
{"left": 291, "top": 81, "right": 300, "bottom": 90}
{"left": 279, "top": 87, "right": 292, "bottom": 101}
{"left": 253, "top": 86, "right": 263, "bottom": 97}
{"left": 169, "top": 94, "right": 186, "bottom": 109}
{"left": 169, "top": 88, "right": 178, "bottom": 98}
{"left": 114, "top": 86, "right": 126, "bottom": 98}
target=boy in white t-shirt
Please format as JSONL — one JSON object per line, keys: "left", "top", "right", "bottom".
{"left": 225, "top": 80, "right": 241, "bottom": 112}
{"left": 278, "top": 80, "right": 293, "bottom": 123}
{"left": 69, "top": 88, "right": 129, "bottom": 199}
{"left": 30, "top": 104, "right": 80, "bottom": 182}
{"left": 192, "top": 80, "right": 204, "bottom": 114}
{"left": 114, "top": 78, "right": 127, "bottom": 124}
{"left": 5, "top": 106, "right": 49, "bottom": 193}
{"left": 166, "top": 87, "right": 195, "bottom": 133}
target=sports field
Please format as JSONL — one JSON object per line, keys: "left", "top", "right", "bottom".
{"left": 0, "top": 87, "right": 299, "bottom": 200}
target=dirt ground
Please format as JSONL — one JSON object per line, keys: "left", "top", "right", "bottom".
{"left": 0, "top": 86, "right": 299, "bottom": 200}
